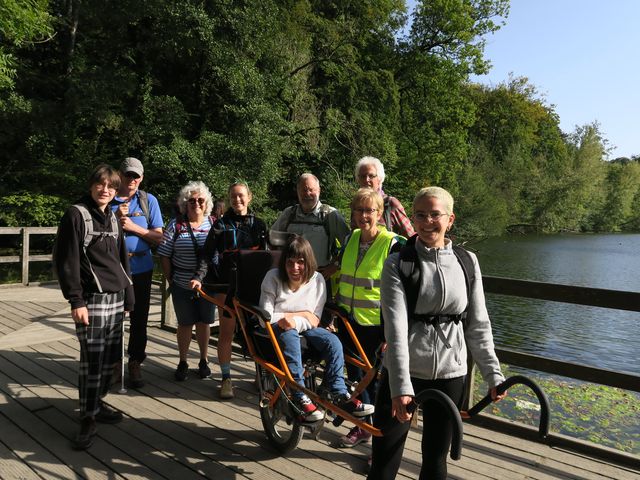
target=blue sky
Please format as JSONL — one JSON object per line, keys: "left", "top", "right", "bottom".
{"left": 407, "top": 0, "right": 640, "bottom": 159}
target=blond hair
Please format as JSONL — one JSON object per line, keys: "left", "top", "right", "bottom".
{"left": 413, "top": 186, "right": 454, "bottom": 215}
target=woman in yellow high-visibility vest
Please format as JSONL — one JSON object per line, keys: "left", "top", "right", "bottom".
{"left": 335, "top": 188, "right": 405, "bottom": 450}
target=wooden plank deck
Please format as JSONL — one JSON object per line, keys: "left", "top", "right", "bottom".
{"left": 0, "top": 284, "right": 638, "bottom": 480}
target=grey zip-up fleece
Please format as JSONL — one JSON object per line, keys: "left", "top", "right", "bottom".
{"left": 381, "top": 239, "right": 504, "bottom": 398}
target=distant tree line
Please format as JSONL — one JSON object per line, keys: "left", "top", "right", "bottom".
{"left": 1, "top": 0, "right": 639, "bottom": 236}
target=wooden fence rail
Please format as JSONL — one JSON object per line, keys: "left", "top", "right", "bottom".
{"left": 0, "top": 226, "right": 57, "bottom": 286}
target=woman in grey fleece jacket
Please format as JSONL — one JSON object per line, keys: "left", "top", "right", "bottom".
{"left": 368, "top": 187, "right": 506, "bottom": 480}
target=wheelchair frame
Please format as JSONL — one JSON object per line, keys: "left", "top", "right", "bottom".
{"left": 195, "top": 250, "right": 550, "bottom": 457}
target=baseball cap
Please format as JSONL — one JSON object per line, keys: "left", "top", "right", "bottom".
{"left": 120, "top": 157, "right": 144, "bottom": 176}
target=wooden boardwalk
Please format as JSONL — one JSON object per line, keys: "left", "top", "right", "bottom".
{"left": 0, "top": 284, "right": 638, "bottom": 480}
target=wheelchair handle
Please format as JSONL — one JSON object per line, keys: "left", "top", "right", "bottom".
{"left": 408, "top": 389, "right": 463, "bottom": 461}
{"left": 463, "top": 375, "right": 550, "bottom": 439}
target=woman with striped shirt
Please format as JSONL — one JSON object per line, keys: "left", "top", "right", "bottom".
{"left": 158, "top": 181, "right": 216, "bottom": 381}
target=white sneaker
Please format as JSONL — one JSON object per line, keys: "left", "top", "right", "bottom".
{"left": 297, "top": 395, "right": 324, "bottom": 422}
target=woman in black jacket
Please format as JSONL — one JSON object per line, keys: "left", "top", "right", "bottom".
{"left": 55, "top": 164, "right": 134, "bottom": 450}
{"left": 193, "top": 181, "right": 267, "bottom": 399}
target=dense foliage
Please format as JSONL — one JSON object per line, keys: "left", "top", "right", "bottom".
{"left": 1, "top": 0, "right": 639, "bottom": 235}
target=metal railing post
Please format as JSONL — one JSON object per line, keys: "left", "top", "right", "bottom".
{"left": 22, "top": 228, "right": 29, "bottom": 286}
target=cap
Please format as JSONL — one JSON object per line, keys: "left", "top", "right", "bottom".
{"left": 120, "top": 157, "right": 144, "bottom": 176}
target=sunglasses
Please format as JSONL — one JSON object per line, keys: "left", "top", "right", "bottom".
{"left": 188, "top": 198, "right": 206, "bottom": 206}
{"left": 124, "top": 172, "right": 141, "bottom": 179}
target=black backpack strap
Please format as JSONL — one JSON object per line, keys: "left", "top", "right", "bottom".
{"left": 452, "top": 245, "right": 475, "bottom": 314}
{"left": 397, "top": 234, "right": 421, "bottom": 317}
{"left": 383, "top": 195, "right": 392, "bottom": 231}
{"left": 137, "top": 189, "right": 150, "bottom": 224}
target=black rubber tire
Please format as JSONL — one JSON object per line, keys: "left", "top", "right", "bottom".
{"left": 258, "top": 366, "right": 304, "bottom": 454}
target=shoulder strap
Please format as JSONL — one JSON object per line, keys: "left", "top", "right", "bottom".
{"left": 72, "top": 205, "right": 95, "bottom": 249}
{"left": 397, "top": 235, "right": 421, "bottom": 316}
{"left": 319, "top": 204, "right": 332, "bottom": 239}
{"left": 72, "top": 204, "right": 118, "bottom": 249}
{"left": 397, "top": 237, "right": 473, "bottom": 318}
{"left": 137, "top": 190, "right": 150, "bottom": 224}
{"left": 283, "top": 205, "right": 298, "bottom": 231}
{"left": 452, "top": 245, "right": 475, "bottom": 310}
{"left": 383, "top": 196, "right": 392, "bottom": 231}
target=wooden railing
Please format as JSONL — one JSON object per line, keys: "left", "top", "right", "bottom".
{"left": 0, "top": 227, "right": 57, "bottom": 286}
{"left": 480, "top": 277, "right": 639, "bottom": 393}
{"left": 467, "top": 276, "right": 640, "bottom": 468}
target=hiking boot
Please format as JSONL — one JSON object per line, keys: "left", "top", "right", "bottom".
{"left": 128, "top": 360, "right": 144, "bottom": 388}
{"left": 72, "top": 417, "right": 97, "bottom": 450}
{"left": 198, "top": 359, "right": 211, "bottom": 379}
{"left": 174, "top": 361, "right": 189, "bottom": 381}
{"left": 95, "top": 403, "right": 123, "bottom": 424}
{"left": 339, "top": 426, "right": 372, "bottom": 447}
{"left": 296, "top": 395, "right": 324, "bottom": 423}
{"left": 337, "top": 393, "right": 374, "bottom": 418}
{"left": 219, "top": 378, "right": 234, "bottom": 399}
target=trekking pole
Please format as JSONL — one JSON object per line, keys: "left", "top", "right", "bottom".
{"left": 119, "top": 312, "right": 127, "bottom": 394}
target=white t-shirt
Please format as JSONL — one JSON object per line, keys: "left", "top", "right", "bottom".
{"left": 259, "top": 269, "right": 326, "bottom": 332}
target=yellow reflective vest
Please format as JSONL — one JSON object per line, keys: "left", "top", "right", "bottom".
{"left": 336, "top": 228, "right": 397, "bottom": 326}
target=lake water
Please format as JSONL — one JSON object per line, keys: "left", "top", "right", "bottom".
{"left": 471, "top": 233, "right": 640, "bottom": 376}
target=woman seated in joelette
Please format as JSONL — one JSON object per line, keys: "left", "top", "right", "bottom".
{"left": 258, "top": 235, "right": 374, "bottom": 422}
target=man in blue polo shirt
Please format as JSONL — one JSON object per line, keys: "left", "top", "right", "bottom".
{"left": 112, "top": 157, "right": 164, "bottom": 388}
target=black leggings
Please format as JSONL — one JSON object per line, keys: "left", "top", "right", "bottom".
{"left": 367, "top": 370, "right": 465, "bottom": 480}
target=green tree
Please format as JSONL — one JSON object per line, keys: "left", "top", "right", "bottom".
{"left": 0, "top": 0, "right": 52, "bottom": 89}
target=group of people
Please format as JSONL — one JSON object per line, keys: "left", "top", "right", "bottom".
{"left": 55, "top": 155, "right": 506, "bottom": 480}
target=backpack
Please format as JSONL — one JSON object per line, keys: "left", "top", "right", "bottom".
{"left": 397, "top": 235, "right": 475, "bottom": 340}
{"left": 52, "top": 204, "right": 119, "bottom": 277}
{"left": 283, "top": 203, "right": 336, "bottom": 257}
{"left": 284, "top": 203, "right": 332, "bottom": 236}
{"left": 170, "top": 214, "right": 217, "bottom": 255}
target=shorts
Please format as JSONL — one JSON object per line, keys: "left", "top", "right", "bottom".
{"left": 170, "top": 284, "right": 215, "bottom": 326}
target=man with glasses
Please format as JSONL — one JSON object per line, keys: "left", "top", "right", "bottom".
{"left": 353, "top": 156, "right": 414, "bottom": 238}
{"left": 111, "top": 157, "right": 164, "bottom": 388}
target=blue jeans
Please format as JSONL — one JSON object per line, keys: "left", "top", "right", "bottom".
{"left": 275, "top": 326, "right": 348, "bottom": 400}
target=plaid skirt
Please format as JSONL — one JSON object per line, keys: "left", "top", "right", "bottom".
{"left": 75, "top": 290, "right": 124, "bottom": 418}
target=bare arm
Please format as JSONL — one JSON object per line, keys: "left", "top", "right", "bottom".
{"left": 160, "top": 256, "right": 172, "bottom": 284}
{"left": 277, "top": 311, "right": 320, "bottom": 330}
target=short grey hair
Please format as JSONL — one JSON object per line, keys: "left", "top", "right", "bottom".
{"left": 354, "top": 156, "right": 386, "bottom": 185}
{"left": 413, "top": 186, "right": 454, "bottom": 215}
{"left": 177, "top": 181, "right": 213, "bottom": 216}
{"left": 297, "top": 173, "right": 320, "bottom": 187}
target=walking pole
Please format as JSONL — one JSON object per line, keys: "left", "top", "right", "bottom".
{"left": 119, "top": 312, "right": 127, "bottom": 394}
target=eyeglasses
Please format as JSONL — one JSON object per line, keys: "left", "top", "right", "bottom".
{"left": 96, "top": 184, "right": 116, "bottom": 191}
{"left": 353, "top": 207, "right": 378, "bottom": 215}
{"left": 413, "top": 212, "right": 449, "bottom": 222}
{"left": 188, "top": 198, "right": 206, "bottom": 206}
{"left": 358, "top": 174, "right": 378, "bottom": 180}
{"left": 124, "top": 172, "right": 141, "bottom": 179}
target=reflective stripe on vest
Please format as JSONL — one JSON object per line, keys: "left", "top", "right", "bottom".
{"left": 337, "top": 229, "right": 395, "bottom": 326}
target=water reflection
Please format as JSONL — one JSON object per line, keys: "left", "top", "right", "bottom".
{"left": 474, "top": 234, "right": 640, "bottom": 375}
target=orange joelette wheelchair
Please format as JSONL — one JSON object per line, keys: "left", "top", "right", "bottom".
{"left": 197, "top": 249, "right": 550, "bottom": 458}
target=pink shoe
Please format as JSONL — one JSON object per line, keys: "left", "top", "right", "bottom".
{"left": 339, "top": 426, "right": 372, "bottom": 447}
